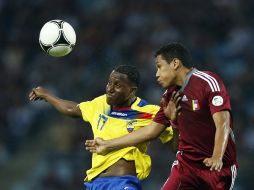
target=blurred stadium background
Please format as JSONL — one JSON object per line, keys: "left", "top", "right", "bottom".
{"left": 1, "top": 0, "right": 254, "bottom": 189}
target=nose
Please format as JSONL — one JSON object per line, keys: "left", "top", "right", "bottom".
{"left": 156, "top": 70, "right": 160, "bottom": 79}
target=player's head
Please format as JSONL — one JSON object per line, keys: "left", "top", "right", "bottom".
{"left": 106, "top": 65, "right": 140, "bottom": 107}
{"left": 155, "top": 42, "right": 192, "bottom": 88}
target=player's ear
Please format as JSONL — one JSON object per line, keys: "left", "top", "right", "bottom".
{"left": 130, "top": 86, "right": 138, "bottom": 95}
{"left": 172, "top": 58, "right": 181, "bottom": 70}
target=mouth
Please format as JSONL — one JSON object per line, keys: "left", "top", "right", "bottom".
{"left": 106, "top": 93, "right": 115, "bottom": 105}
{"left": 106, "top": 93, "right": 114, "bottom": 98}
{"left": 157, "top": 80, "right": 162, "bottom": 85}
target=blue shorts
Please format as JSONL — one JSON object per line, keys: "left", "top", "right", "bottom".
{"left": 84, "top": 175, "right": 142, "bottom": 190}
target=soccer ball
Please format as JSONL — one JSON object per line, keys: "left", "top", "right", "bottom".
{"left": 39, "top": 20, "right": 76, "bottom": 57}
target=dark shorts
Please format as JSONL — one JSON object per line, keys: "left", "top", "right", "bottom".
{"left": 161, "top": 159, "right": 237, "bottom": 190}
{"left": 84, "top": 175, "right": 142, "bottom": 190}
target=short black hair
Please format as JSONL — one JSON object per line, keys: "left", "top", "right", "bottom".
{"left": 114, "top": 65, "right": 140, "bottom": 87}
{"left": 155, "top": 42, "right": 192, "bottom": 67}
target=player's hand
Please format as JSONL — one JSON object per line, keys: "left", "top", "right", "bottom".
{"left": 29, "top": 86, "right": 49, "bottom": 101}
{"left": 162, "top": 91, "right": 182, "bottom": 122}
{"left": 85, "top": 137, "right": 109, "bottom": 155}
{"left": 203, "top": 156, "right": 223, "bottom": 172}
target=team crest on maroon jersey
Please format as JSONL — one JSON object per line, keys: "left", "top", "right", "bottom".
{"left": 126, "top": 120, "right": 136, "bottom": 133}
{"left": 192, "top": 100, "right": 200, "bottom": 111}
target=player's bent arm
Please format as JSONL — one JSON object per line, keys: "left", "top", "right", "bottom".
{"left": 44, "top": 95, "right": 82, "bottom": 117}
{"left": 212, "top": 110, "right": 231, "bottom": 160}
{"left": 29, "top": 86, "right": 82, "bottom": 117}
{"left": 105, "top": 121, "right": 165, "bottom": 151}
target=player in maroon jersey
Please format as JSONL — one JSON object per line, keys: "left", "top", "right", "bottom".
{"left": 85, "top": 43, "right": 237, "bottom": 190}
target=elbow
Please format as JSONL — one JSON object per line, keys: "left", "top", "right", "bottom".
{"left": 146, "top": 133, "right": 156, "bottom": 141}
{"left": 65, "top": 108, "right": 78, "bottom": 117}
{"left": 144, "top": 123, "right": 165, "bottom": 141}
{"left": 67, "top": 108, "right": 74, "bottom": 113}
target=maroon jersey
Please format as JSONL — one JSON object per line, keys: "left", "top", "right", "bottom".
{"left": 154, "top": 68, "right": 237, "bottom": 167}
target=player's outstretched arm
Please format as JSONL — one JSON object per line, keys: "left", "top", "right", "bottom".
{"left": 85, "top": 121, "right": 166, "bottom": 155}
{"left": 29, "top": 86, "right": 81, "bottom": 117}
{"left": 203, "top": 110, "right": 231, "bottom": 171}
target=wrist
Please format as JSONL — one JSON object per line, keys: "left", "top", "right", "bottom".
{"left": 43, "top": 94, "right": 52, "bottom": 101}
{"left": 42, "top": 94, "right": 47, "bottom": 100}
{"left": 105, "top": 140, "right": 116, "bottom": 151}
{"left": 212, "top": 153, "right": 223, "bottom": 160}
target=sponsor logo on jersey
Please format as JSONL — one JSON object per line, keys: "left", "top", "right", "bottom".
{"left": 192, "top": 100, "right": 200, "bottom": 111}
{"left": 126, "top": 120, "right": 136, "bottom": 133}
{"left": 111, "top": 111, "right": 127, "bottom": 117}
{"left": 212, "top": 95, "right": 223, "bottom": 106}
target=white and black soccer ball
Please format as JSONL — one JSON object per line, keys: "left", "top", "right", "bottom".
{"left": 39, "top": 20, "right": 76, "bottom": 57}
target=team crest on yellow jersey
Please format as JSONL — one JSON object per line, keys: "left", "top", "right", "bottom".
{"left": 126, "top": 120, "right": 137, "bottom": 133}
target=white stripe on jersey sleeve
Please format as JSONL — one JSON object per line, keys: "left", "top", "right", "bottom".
{"left": 195, "top": 71, "right": 220, "bottom": 91}
{"left": 193, "top": 73, "right": 216, "bottom": 92}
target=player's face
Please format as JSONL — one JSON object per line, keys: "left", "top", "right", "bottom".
{"left": 106, "top": 71, "right": 135, "bottom": 106}
{"left": 155, "top": 55, "right": 177, "bottom": 88}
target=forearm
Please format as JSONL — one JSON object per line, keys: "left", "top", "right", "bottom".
{"left": 212, "top": 119, "right": 230, "bottom": 159}
{"left": 106, "top": 122, "right": 165, "bottom": 151}
{"left": 44, "top": 94, "right": 78, "bottom": 116}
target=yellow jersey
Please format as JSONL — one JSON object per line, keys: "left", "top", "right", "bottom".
{"left": 79, "top": 95, "right": 173, "bottom": 181}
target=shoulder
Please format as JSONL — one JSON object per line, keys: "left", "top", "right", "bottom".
{"left": 79, "top": 94, "right": 110, "bottom": 117}
{"left": 94, "top": 94, "right": 107, "bottom": 102}
{"left": 192, "top": 70, "right": 223, "bottom": 92}
{"left": 134, "top": 97, "right": 160, "bottom": 113}
{"left": 192, "top": 70, "right": 222, "bottom": 82}
{"left": 91, "top": 94, "right": 107, "bottom": 102}
{"left": 79, "top": 94, "right": 106, "bottom": 106}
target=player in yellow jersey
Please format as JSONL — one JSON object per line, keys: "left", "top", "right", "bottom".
{"left": 29, "top": 65, "right": 176, "bottom": 190}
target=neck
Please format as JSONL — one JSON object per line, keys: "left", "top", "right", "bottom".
{"left": 115, "top": 96, "right": 137, "bottom": 108}
{"left": 175, "top": 67, "right": 191, "bottom": 86}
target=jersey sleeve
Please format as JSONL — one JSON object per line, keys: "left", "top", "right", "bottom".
{"left": 153, "top": 107, "right": 171, "bottom": 126}
{"left": 78, "top": 101, "right": 95, "bottom": 122}
{"left": 78, "top": 96, "right": 103, "bottom": 122}
{"left": 207, "top": 74, "right": 231, "bottom": 115}
{"left": 158, "top": 126, "right": 173, "bottom": 143}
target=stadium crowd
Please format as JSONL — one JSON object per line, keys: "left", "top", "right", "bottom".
{"left": 0, "top": 0, "right": 254, "bottom": 189}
